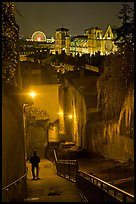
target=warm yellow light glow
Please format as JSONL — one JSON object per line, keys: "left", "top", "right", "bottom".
{"left": 29, "top": 91, "right": 36, "bottom": 98}
{"left": 69, "top": 114, "right": 73, "bottom": 119}
{"left": 58, "top": 111, "right": 63, "bottom": 116}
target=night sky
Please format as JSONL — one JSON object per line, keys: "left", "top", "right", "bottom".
{"left": 14, "top": 2, "right": 134, "bottom": 38}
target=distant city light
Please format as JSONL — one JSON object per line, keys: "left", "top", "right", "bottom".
{"left": 32, "top": 31, "right": 46, "bottom": 41}
{"left": 37, "top": 36, "right": 41, "bottom": 41}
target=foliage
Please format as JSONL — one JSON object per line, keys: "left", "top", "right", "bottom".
{"left": 27, "top": 50, "right": 50, "bottom": 60}
{"left": 25, "top": 105, "right": 49, "bottom": 121}
{"left": 2, "top": 2, "right": 19, "bottom": 87}
{"left": 51, "top": 52, "right": 76, "bottom": 65}
{"left": 113, "top": 3, "right": 134, "bottom": 86}
{"left": 90, "top": 52, "right": 105, "bottom": 68}
{"left": 98, "top": 3, "right": 134, "bottom": 121}
{"left": 113, "top": 2, "right": 134, "bottom": 73}
{"left": 114, "top": 2, "right": 134, "bottom": 43}
{"left": 98, "top": 45, "right": 134, "bottom": 120}
{"left": 98, "top": 55, "right": 127, "bottom": 120}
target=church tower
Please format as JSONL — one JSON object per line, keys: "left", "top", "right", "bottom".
{"left": 55, "top": 27, "right": 69, "bottom": 54}
{"left": 65, "top": 35, "right": 70, "bottom": 55}
{"left": 85, "top": 27, "right": 103, "bottom": 56}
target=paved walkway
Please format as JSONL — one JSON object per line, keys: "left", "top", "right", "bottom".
{"left": 24, "top": 159, "right": 83, "bottom": 202}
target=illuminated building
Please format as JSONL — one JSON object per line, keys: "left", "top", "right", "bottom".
{"left": 70, "top": 35, "right": 88, "bottom": 56}
{"left": 54, "top": 27, "right": 70, "bottom": 54}
{"left": 59, "top": 69, "right": 100, "bottom": 146}
{"left": 19, "top": 31, "right": 55, "bottom": 61}
{"left": 55, "top": 25, "right": 118, "bottom": 56}
{"left": 19, "top": 25, "right": 118, "bottom": 62}
{"left": 85, "top": 25, "right": 117, "bottom": 55}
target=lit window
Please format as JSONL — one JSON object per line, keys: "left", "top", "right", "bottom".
{"left": 97, "top": 32, "right": 100, "bottom": 38}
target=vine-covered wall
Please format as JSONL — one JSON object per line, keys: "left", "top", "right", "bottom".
{"left": 2, "top": 2, "right": 20, "bottom": 87}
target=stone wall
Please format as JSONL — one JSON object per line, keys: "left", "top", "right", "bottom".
{"left": 27, "top": 121, "right": 48, "bottom": 159}
{"left": 86, "top": 88, "right": 134, "bottom": 162}
{"left": 86, "top": 121, "right": 134, "bottom": 162}
{"left": 27, "top": 119, "right": 60, "bottom": 160}
{"left": 2, "top": 85, "right": 26, "bottom": 202}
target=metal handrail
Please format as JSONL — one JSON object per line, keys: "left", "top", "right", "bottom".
{"left": 57, "top": 159, "right": 77, "bottom": 163}
{"left": 53, "top": 149, "right": 58, "bottom": 162}
{"left": 53, "top": 149, "right": 77, "bottom": 165}
{"left": 53, "top": 150, "right": 78, "bottom": 182}
{"left": 53, "top": 150, "right": 134, "bottom": 202}
{"left": 77, "top": 170, "right": 134, "bottom": 202}
{"left": 2, "top": 172, "right": 27, "bottom": 191}
{"left": 53, "top": 150, "right": 77, "bottom": 163}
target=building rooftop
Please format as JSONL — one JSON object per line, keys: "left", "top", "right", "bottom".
{"left": 72, "top": 76, "right": 98, "bottom": 94}
{"left": 72, "top": 35, "right": 88, "bottom": 39}
{"left": 61, "top": 69, "right": 100, "bottom": 109}
{"left": 62, "top": 68, "right": 99, "bottom": 81}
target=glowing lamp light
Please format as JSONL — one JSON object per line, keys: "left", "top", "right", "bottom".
{"left": 68, "top": 114, "right": 73, "bottom": 119}
{"left": 29, "top": 91, "right": 36, "bottom": 98}
{"left": 58, "top": 111, "right": 63, "bottom": 116}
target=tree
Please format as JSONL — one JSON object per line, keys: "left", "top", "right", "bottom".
{"left": 2, "top": 2, "right": 19, "bottom": 87}
{"left": 115, "top": 3, "right": 134, "bottom": 86}
{"left": 97, "top": 3, "right": 134, "bottom": 121}
{"left": 25, "top": 105, "right": 49, "bottom": 121}
{"left": 114, "top": 2, "right": 134, "bottom": 43}
{"left": 111, "top": 2, "right": 134, "bottom": 86}
{"left": 90, "top": 52, "right": 105, "bottom": 68}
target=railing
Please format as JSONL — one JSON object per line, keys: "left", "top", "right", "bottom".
{"left": 54, "top": 149, "right": 78, "bottom": 182}
{"left": 77, "top": 170, "right": 134, "bottom": 202}
{"left": 56, "top": 159, "right": 79, "bottom": 182}
{"left": 53, "top": 150, "right": 134, "bottom": 202}
{"left": 45, "top": 147, "right": 56, "bottom": 162}
{"left": 2, "top": 171, "right": 27, "bottom": 202}
{"left": 54, "top": 149, "right": 58, "bottom": 162}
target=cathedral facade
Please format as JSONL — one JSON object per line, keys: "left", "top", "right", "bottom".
{"left": 54, "top": 25, "right": 118, "bottom": 56}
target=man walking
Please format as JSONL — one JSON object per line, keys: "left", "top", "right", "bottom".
{"left": 30, "top": 150, "right": 40, "bottom": 180}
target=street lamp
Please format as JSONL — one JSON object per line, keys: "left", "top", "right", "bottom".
{"left": 68, "top": 114, "right": 73, "bottom": 119}
{"left": 29, "top": 91, "right": 36, "bottom": 99}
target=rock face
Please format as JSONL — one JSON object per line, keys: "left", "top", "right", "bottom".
{"left": 86, "top": 87, "right": 134, "bottom": 162}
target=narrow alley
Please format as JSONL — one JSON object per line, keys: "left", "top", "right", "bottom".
{"left": 24, "top": 159, "right": 83, "bottom": 202}
{"left": 2, "top": 2, "right": 134, "bottom": 202}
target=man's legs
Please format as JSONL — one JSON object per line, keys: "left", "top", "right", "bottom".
{"left": 36, "top": 166, "right": 39, "bottom": 178}
{"left": 32, "top": 165, "right": 35, "bottom": 179}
